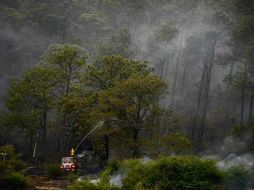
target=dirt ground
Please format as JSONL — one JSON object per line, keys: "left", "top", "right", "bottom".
{"left": 30, "top": 176, "right": 68, "bottom": 190}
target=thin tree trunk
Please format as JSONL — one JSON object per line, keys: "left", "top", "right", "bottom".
{"left": 32, "top": 132, "right": 39, "bottom": 162}
{"left": 199, "top": 36, "right": 217, "bottom": 145}
{"left": 191, "top": 60, "right": 206, "bottom": 141}
{"left": 62, "top": 66, "right": 72, "bottom": 152}
{"left": 104, "top": 135, "right": 109, "bottom": 161}
{"left": 241, "top": 87, "right": 246, "bottom": 126}
{"left": 41, "top": 111, "right": 47, "bottom": 159}
{"left": 182, "top": 62, "right": 187, "bottom": 87}
{"left": 192, "top": 33, "right": 217, "bottom": 149}
{"left": 226, "top": 62, "right": 235, "bottom": 93}
{"left": 225, "top": 62, "right": 235, "bottom": 115}
{"left": 223, "top": 62, "right": 235, "bottom": 136}
{"left": 171, "top": 57, "right": 179, "bottom": 107}
{"left": 159, "top": 60, "right": 165, "bottom": 79}
{"left": 171, "top": 39, "right": 183, "bottom": 107}
{"left": 249, "top": 75, "right": 254, "bottom": 121}
{"left": 132, "top": 129, "right": 139, "bottom": 159}
{"left": 29, "top": 131, "right": 34, "bottom": 162}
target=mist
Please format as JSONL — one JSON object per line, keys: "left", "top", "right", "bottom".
{"left": 1, "top": 0, "right": 254, "bottom": 189}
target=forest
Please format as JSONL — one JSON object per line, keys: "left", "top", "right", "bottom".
{"left": 0, "top": 0, "right": 254, "bottom": 189}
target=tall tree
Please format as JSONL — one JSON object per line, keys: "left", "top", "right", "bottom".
{"left": 2, "top": 65, "right": 60, "bottom": 160}
{"left": 42, "top": 44, "right": 88, "bottom": 151}
{"left": 98, "top": 74, "right": 166, "bottom": 158}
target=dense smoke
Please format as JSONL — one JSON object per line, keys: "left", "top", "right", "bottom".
{"left": 0, "top": 0, "right": 253, "bottom": 158}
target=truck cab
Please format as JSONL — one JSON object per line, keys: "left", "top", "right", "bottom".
{"left": 60, "top": 156, "right": 77, "bottom": 173}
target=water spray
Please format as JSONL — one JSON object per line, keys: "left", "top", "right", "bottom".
{"left": 72, "top": 120, "right": 105, "bottom": 155}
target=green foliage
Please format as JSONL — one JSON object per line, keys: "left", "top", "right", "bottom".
{"left": 99, "top": 73, "right": 166, "bottom": 106}
{"left": 45, "top": 163, "right": 63, "bottom": 179}
{"left": 0, "top": 5, "right": 24, "bottom": 23}
{"left": 102, "top": 157, "right": 224, "bottom": 190}
{"left": 65, "top": 173, "right": 79, "bottom": 183}
{"left": 98, "top": 74, "right": 166, "bottom": 119}
{"left": 89, "top": 55, "right": 149, "bottom": 89}
{"left": 68, "top": 180, "right": 101, "bottom": 190}
{"left": 233, "top": 15, "right": 254, "bottom": 44}
{"left": 97, "top": 73, "right": 166, "bottom": 157}
{"left": 0, "top": 145, "right": 18, "bottom": 160}
{"left": 80, "top": 12, "right": 107, "bottom": 27}
{"left": 4, "top": 65, "right": 60, "bottom": 120}
{"left": 107, "top": 160, "right": 121, "bottom": 174}
{"left": 99, "top": 160, "right": 122, "bottom": 185}
{"left": 232, "top": 68, "right": 249, "bottom": 90}
{"left": 2, "top": 65, "right": 60, "bottom": 160}
{"left": 97, "top": 29, "right": 132, "bottom": 58}
{"left": 225, "top": 166, "right": 248, "bottom": 190}
{"left": 0, "top": 145, "right": 25, "bottom": 174}
{"left": 43, "top": 43, "right": 87, "bottom": 64}
{"left": 68, "top": 180, "right": 121, "bottom": 190}
{"left": 0, "top": 172, "right": 30, "bottom": 190}
{"left": 235, "top": 0, "right": 254, "bottom": 17}
{"left": 246, "top": 39, "right": 254, "bottom": 67}
{"left": 161, "top": 133, "right": 192, "bottom": 155}
{"left": 154, "top": 20, "right": 178, "bottom": 43}
{"left": 102, "top": 0, "right": 121, "bottom": 8}
{"left": 102, "top": 0, "right": 152, "bottom": 13}
{"left": 231, "top": 124, "right": 248, "bottom": 137}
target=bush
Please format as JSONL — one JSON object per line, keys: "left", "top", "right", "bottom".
{"left": 109, "top": 157, "right": 224, "bottom": 190}
{"left": 68, "top": 180, "right": 120, "bottom": 190}
{"left": 65, "top": 173, "right": 79, "bottom": 183}
{"left": 8, "top": 159, "right": 26, "bottom": 171}
{"left": 162, "top": 133, "right": 192, "bottom": 155}
{"left": 225, "top": 166, "right": 248, "bottom": 190}
{"left": 70, "top": 157, "right": 225, "bottom": 190}
{"left": 45, "top": 163, "right": 63, "bottom": 179}
{"left": 0, "top": 172, "right": 30, "bottom": 190}
{"left": 0, "top": 145, "right": 18, "bottom": 160}
{"left": 0, "top": 145, "right": 25, "bottom": 175}
{"left": 68, "top": 180, "right": 101, "bottom": 190}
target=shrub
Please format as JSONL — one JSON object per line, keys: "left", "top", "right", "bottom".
{"left": 0, "top": 172, "right": 30, "bottom": 190}
{"left": 225, "top": 166, "right": 248, "bottom": 190}
{"left": 162, "top": 133, "right": 192, "bottom": 155}
{"left": 68, "top": 180, "right": 120, "bottom": 190}
{"left": 71, "top": 157, "right": 225, "bottom": 190}
{"left": 68, "top": 180, "right": 101, "bottom": 190}
{"left": 65, "top": 173, "right": 79, "bottom": 183}
{"left": 45, "top": 163, "right": 63, "bottom": 179}
{"left": 8, "top": 159, "right": 26, "bottom": 171}
{"left": 0, "top": 145, "right": 25, "bottom": 175}
{"left": 0, "top": 145, "right": 18, "bottom": 160}
{"left": 107, "top": 160, "right": 121, "bottom": 175}
{"left": 121, "top": 157, "right": 224, "bottom": 190}
{"left": 100, "top": 159, "right": 142, "bottom": 187}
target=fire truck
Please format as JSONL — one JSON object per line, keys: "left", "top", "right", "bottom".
{"left": 60, "top": 121, "right": 104, "bottom": 173}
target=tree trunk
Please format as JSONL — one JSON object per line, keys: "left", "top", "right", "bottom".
{"left": 171, "top": 39, "right": 183, "bottom": 107}
{"left": 182, "top": 61, "right": 187, "bottom": 87}
{"left": 222, "top": 62, "right": 235, "bottom": 136}
{"left": 198, "top": 35, "right": 217, "bottom": 146}
{"left": 32, "top": 132, "right": 39, "bottom": 162}
{"left": 29, "top": 131, "right": 34, "bottom": 162}
{"left": 132, "top": 129, "right": 139, "bottom": 159}
{"left": 41, "top": 111, "right": 47, "bottom": 159}
{"left": 241, "top": 87, "right": 246, "bottom": 126}
{"left": 104, "top": 135, "right": 109, "bottom": 162}
{"left": 62, "top": 66, "right": 72, "bottom": 152}
{"left": 159, "top": 60, "right": 165, "bottom": 79}
{"left": 192, "top": 33, "right": 217, "bottom": 150}
{"left": 171, "top": 56, "right": 179, "bottom": 107}
{"left": 249, "top": 75, "right": 254, "bottom": 121}
{"left": 191, "top": 59, "right": 206, "bottom": 141}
